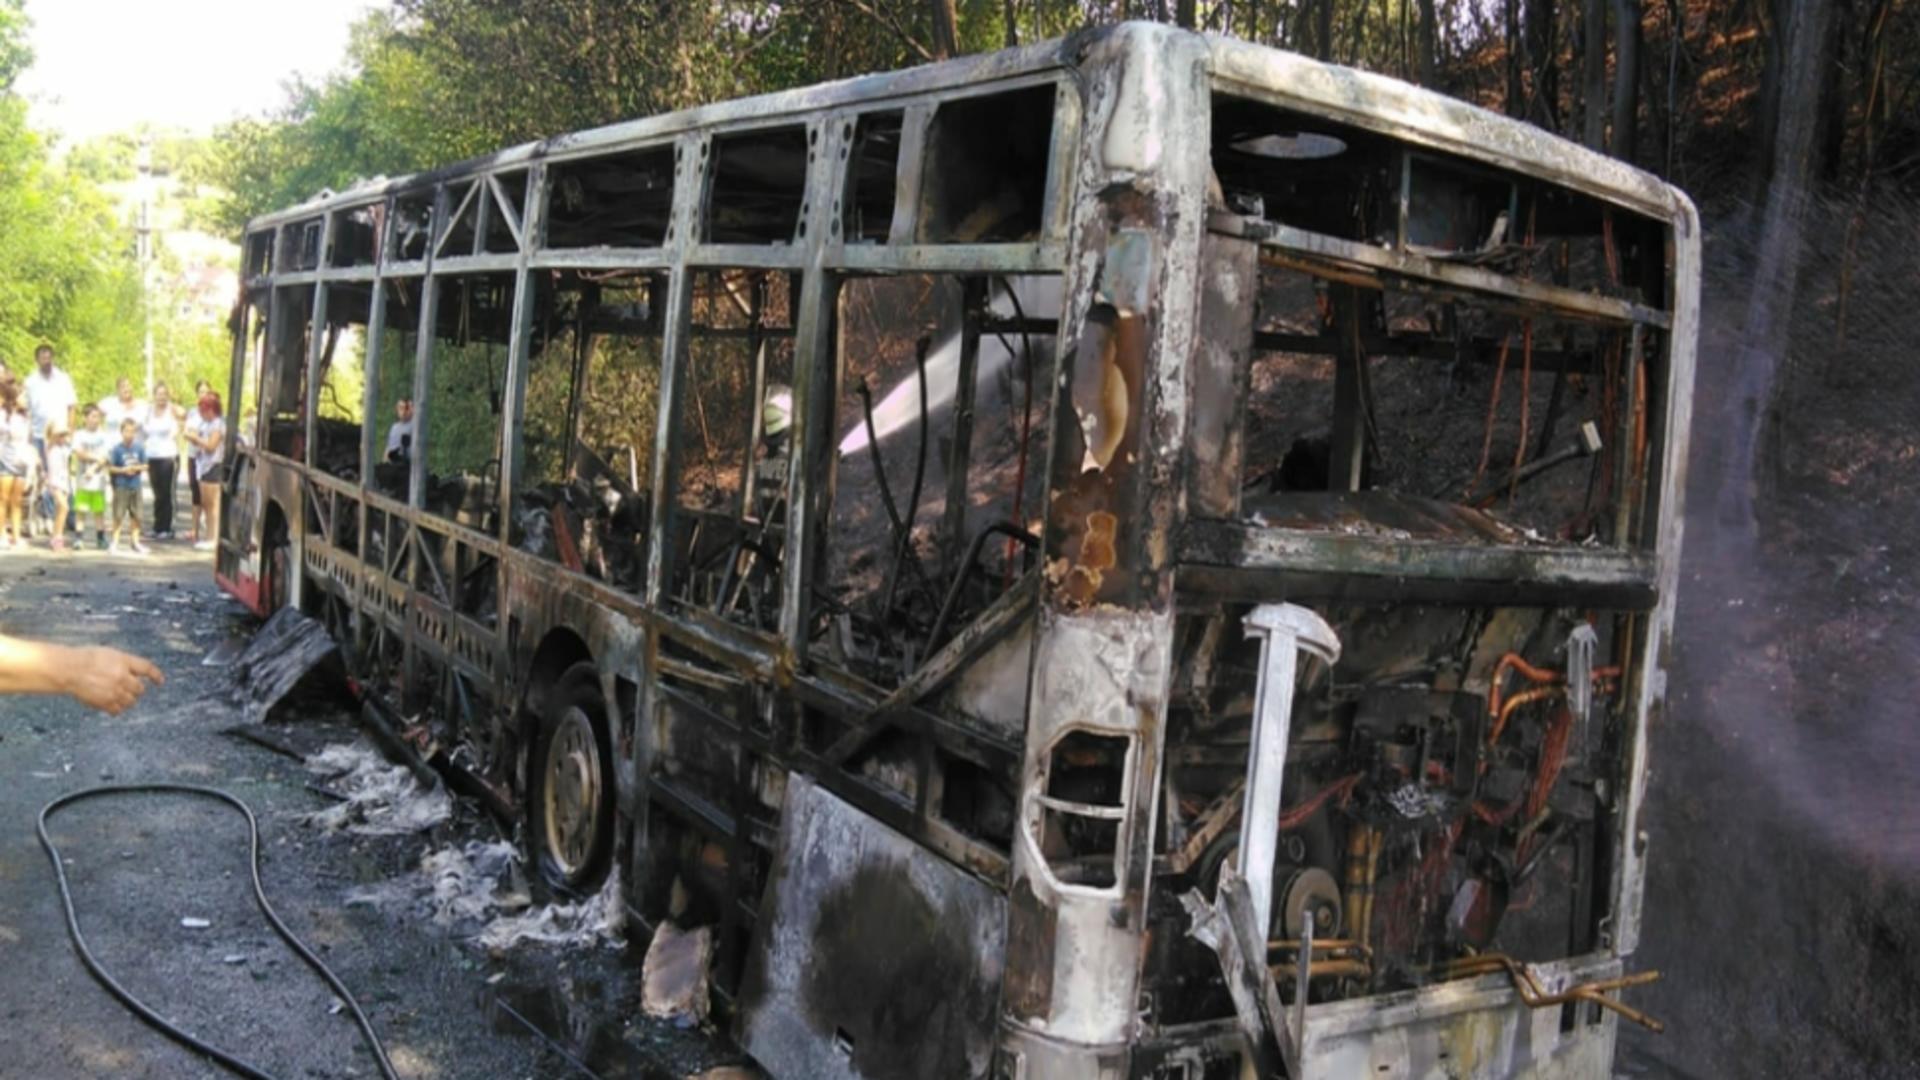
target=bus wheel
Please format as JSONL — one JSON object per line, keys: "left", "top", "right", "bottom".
{"left": 527, "top": 661, "right": 617, "bottom": 896}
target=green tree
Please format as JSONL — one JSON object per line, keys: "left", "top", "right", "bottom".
{"left": 0, "top": 0, "right": 30, "bottom": 92}
{"left": 0, "top": 0, "right": 183, "bottom": 402}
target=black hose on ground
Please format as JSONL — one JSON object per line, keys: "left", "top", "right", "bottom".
{"left": 38, "top": 783, "right": 400, "bottom": 1080}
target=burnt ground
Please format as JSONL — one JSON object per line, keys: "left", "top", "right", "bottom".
{"left": 1616, "top": 198, "right": 1920, "bottom": 1079}
{"left": 0, "top": 544, "right": 744, "bottom": 1079}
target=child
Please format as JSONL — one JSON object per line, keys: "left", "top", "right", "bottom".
{"left": 106, "top": 418, "right": 148, "bottom": 555}
{"left": 71, "top": 405, "right": 111, "bottom": 548}
{"left": 0, "top": 376, "right": 29, "bottom": 548}
{"left": 42, "top": 420, "right": 73, "bottom": 552}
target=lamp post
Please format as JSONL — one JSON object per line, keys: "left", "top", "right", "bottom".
{"left": 135, "top": 134, "right": 154, "bottom": 393}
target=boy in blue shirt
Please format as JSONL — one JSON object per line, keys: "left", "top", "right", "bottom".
{"left": 107, "top": 418, "right": 148, "bottom": 555}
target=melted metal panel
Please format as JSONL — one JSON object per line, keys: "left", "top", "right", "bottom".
{"left": 738, "top": 777, "right": 1007, "bottom": 1080}
{"left": 1303, "top": 957, "right": 1624, "bottom": 1079}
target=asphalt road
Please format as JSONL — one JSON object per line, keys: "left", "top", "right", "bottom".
{"left": 0, "top": 544, "right": 734, "bottom": 1080}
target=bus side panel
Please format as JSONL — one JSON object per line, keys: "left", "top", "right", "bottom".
{"left": 215, "top": 448, "right": 265, "bottom": 612}
{"left": 1302, "top": 973, "right": 1620, "bottom": 1080}
{"left": 737, "top": 777, "right": 1006, "bottom": 1080}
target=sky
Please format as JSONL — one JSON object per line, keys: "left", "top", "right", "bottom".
{"left": 14, "top": 0, "right": 378, "bottom": 142}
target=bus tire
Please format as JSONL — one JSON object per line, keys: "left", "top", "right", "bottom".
{"left": 526, "top": 661, "right": 618, "bottom": 897}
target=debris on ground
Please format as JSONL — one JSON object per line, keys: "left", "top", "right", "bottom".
{"left": 303, "top": 739, "right": 452, "bottom": 835}
{"left": 348, "top": 839, "right": 529, "bottom": 923}
{"left": 475, "top": 868, "right": 626, "bottom": 952}
{"left": 347, "top": 839, "right": 622, "bottom": 951}
{"left": 229, "top": 608, "right": 343, "bottom": 723}
{"left": 425, "top": 841, "right": 530, "bottom": 923}
{"left": 222, "top": 721, "right": 335, "bottom": 762}
{"left": 642, "top": 922, "right": 714, "bottom": 1027}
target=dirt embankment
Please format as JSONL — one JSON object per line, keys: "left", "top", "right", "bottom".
{"left": 1621, "top": 194, "right": 1920, "bottom": 1079}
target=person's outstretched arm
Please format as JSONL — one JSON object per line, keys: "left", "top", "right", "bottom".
{"left": 0, "top": 635, "right": 164, "bottom": 715}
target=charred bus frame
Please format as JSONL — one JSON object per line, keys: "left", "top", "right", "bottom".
{"left": 218, "top": 23, "right": 1697, "bottom": 1079}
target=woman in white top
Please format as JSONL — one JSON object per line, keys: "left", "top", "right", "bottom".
{"left": 143, "top": 382, "right": 186, "bottom": 540}
{"left": 98, "top": 376, "right": 146, "bottom": 432}
{"left": 0, "top": 375, "right": 33, "bottom": 548}
{"left": 184, "top": 390, "right": 226, "bottom": 549}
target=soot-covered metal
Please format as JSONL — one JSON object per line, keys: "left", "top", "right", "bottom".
{"left": 218, "top": 21, "right": 1696, "bottom": 1080}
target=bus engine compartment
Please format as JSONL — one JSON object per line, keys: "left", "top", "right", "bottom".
{"left": 1144, "top": 593, "right": 1646, "bottom": 1023}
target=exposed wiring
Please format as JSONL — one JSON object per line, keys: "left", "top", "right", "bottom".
{"left": 1519, "top": 708, "right": 1575, "bottom": 863}
{"left": 1466, "top": 331, "right": 1514, "bottom": 498}
{"left": 878, "top": 337, "right": 934, "bottom": 621}
{"left": 1277, "top": 772, "right": 1363, "bottom": 831}
{"left": 1509, "top": 318, "right": 1534, "bottom": 503}
{"left": 997, "top": 278, "right": 1038, "bottom": 584}
{"left": 38, "top": 784, "right": 400, "bottom": 1080}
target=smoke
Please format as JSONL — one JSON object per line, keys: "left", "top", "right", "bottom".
{"left": 836, "top": 276, "right": 1062, "bottom": 456}
{"left": 1679, "top": 188, "right": 1920, "bottom": 869}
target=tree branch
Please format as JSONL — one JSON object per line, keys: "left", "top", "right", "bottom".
{"left": 823, "top": 0, "right": 936, "bottom": 62}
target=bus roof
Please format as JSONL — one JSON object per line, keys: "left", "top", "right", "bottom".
{"left": 245, "top": 22, "right": 1693, "bottom": 237}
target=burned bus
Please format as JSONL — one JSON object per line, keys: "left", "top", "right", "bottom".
{"left": 216, "top": 22, "right": 1697, "bottom": 1079}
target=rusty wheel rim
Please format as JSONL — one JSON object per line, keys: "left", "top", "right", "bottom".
{"left": 543, "top": 705, "right": 603, "bottom": 879}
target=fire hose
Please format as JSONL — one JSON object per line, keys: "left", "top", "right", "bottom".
{"left": 38, "top": 784, "right": 400, "bottom": 1080}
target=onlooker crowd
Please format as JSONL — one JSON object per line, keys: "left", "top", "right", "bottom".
{"left": 0, "top": 346, "right": 228, "bottom": 556}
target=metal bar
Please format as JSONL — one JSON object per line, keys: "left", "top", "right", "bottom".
{"left": 302, "top": 213, "right": 338, "bottom": 469}
{"left": 940, "top": 280, "right": 986, "bottom": 577}
{"left": 358, "top": 276, "right": 388, "bottom": 521}
{"left": 1252, "top": 330, "right": 1593, "bottom": 374}
{"left": 779, "top": 117, "right": 845, "bottom": 653}
{"left": 470, "top": 179, "right": 492, "bottom": 259}
{"left": 1039, "top": 81, "right": 1080, "bottom": 241}
{"left": 1328, "top": 285, "right": 1366, "bottom": 492}
{"left": 496, "top": 164, "right": 545, "bottom": 555}
{"left": 529, "top": 249, "right": 676, "bottom": 272}
{"left": 834, "top": 242, "right": 1065, "bottom": 274}
{"left": 1181, "top": 518, "right": 1657, "bottom": 588}
{"left": 885, "top": 104, "right": 934, "bottom": 245}
{"left": 424, "top": 252, "right": 522, "bottom": 276}
{"left": 407, "top": 188, "right": 447, "bottom": 511}
{"left": 1212, "top": 212, "right": 1671, "bottom": 329}
{"left": 1295, "top": 908, "right": 1313, "bottom": 1070}
{"left": 685, "top": 244, "right": 808, "bottom": 271}
{"left": 1614, "top": 325, "right": 1645, "bottom": 547}
{"left": 1240, "top": 604, "right": 1340, "bottom": 937}
{"left": 486, "top": 173, "right": 525, "bottom": 250}
{"left": 433, "top": 181, "right": 481, "bottom": 259}
{"left": 739, "top": 276, "right": 768, "bottom": 521}
{"left": 1612, "top": 320, "right": 1643, "bottom": 541}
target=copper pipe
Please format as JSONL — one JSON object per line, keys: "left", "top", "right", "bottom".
{"left": 1268, "top": 938, "right": 1370, "bottom": 955}
{"left": 1489, "top": 685, "right": 1563, "bottom": 746}
{"left": 1489, "top": 678, "right": 1620, "bottom": 747}
{"left": 1440, "top": 954, "right": 1665, "bottom": 1032}
{"left": 1342, "top": 825, "right": 1383, "bottom": 953}
{"left": 1271, "top": 959, "right": 1371, "bottom": 981}
{"left": 1267, "top": 940, "right": 1374, "bottom": 967}
{"left": 1487, "top": 651, "right": 1623, "bottom": 727}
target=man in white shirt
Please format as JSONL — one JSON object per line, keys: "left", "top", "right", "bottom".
{"left": 24, "top": 344, "right": 76, "bottom": 452}
{"left": 24, "top": 344, "right": 78, "bottom": 533}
